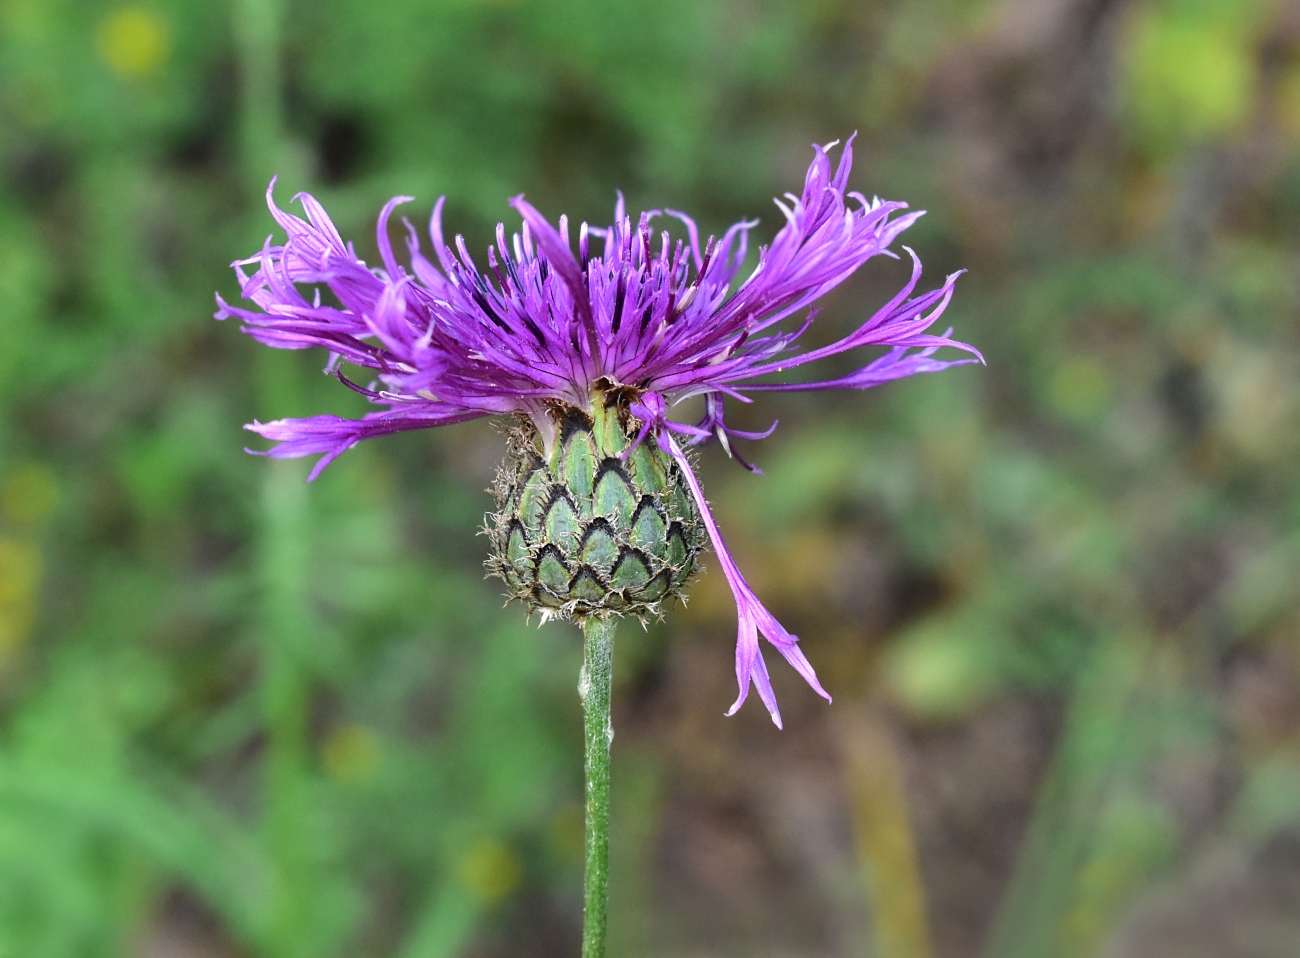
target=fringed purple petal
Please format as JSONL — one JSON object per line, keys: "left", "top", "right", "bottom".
{"left": 508, "top": 196, "right": 599, "bottom": 359}
{"left": 748, "top": 342, "right": 981, "bottom": 392}
{"left": 729, "top": 262, "right": 972, "bottom": 379}
{"left": 375, "top": 195, "right": 415, "bottom": 279}
{"left": 688, "top": 261, "right": 980, "bottom": 399}
{"left": 246, "top": 407, "right": 488, "bottom": 481}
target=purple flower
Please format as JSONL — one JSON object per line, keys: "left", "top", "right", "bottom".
{"left": 217, "top": 137, "right": 980, "bottom": 727}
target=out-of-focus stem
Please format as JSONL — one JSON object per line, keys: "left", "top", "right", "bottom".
{"left": 839, "top": 704, "right": 933, "bottom": 958}
{"left": 233, "top": 0, "right": 284, "bottom": 195}
{"left": 257, "top": 458, "right": 311, "bottom": 958}
{"left": 579, "top": 616, "right": 616, "bottom": 958}
{"left": 233, "top": 0, "right": 311, "bottom": 956}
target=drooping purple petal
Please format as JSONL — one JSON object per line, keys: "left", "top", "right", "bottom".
{"left": 664, "top": 435, "right": 832, "bottom": 727}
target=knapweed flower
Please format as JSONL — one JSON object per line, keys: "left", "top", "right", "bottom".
{"left": 217, "top": 137, "right": 979, "bottom": 728}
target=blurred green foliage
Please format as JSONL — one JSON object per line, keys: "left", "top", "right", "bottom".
{"left": 3, "top": 0, "right": 1300, "bottom": 956}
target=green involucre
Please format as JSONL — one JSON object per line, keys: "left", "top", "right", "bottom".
{"left": 487, "top": 389, "right": 705, "bottom": 620}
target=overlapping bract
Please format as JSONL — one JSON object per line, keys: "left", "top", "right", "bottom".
{"left": 217, "top": 137, "right": 980, "bottom": 727}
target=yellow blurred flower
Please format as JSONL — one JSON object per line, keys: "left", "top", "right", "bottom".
{"left": 0, "top": 538, "right": 40, "bottom": 661}
{"left": 458, "top": 838, "right": 523, "bottom": 902}
{"left": 321, "top": 724, "right": 381, "bottom": 784}
{"left": 1, "top": 462, "right": 58, "bottom": 527}
{"left": 96, "top": 6, "right": 170, "bottom": 80}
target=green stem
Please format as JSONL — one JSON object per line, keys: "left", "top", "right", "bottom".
{"left": 579, "top": 616, "right": 616, "bottom": 958}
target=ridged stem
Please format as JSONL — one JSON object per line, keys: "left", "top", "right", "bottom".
{"left": 579, "top": 616, "right": 616, "bottom": 958}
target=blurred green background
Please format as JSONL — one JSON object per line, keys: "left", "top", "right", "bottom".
{"left": 2, "top": 0, "right": 1300, "bottom": 955}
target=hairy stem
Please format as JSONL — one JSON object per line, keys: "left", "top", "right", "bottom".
{"left": 579, "top": 616, "right": 616, "bottom": 958}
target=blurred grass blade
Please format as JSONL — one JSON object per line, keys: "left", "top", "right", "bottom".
{"left": 983, "top": 632, "right": 1164, "bottom": 958}
{"left": 0, "top": 760, "right": 273, "bottom": 948}
{"left": 398, "top": 877, "right": 483, "bottom": 958}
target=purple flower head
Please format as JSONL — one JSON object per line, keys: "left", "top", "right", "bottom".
{"left": 217, "top": 137, "right": 980, "bottom": 728}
